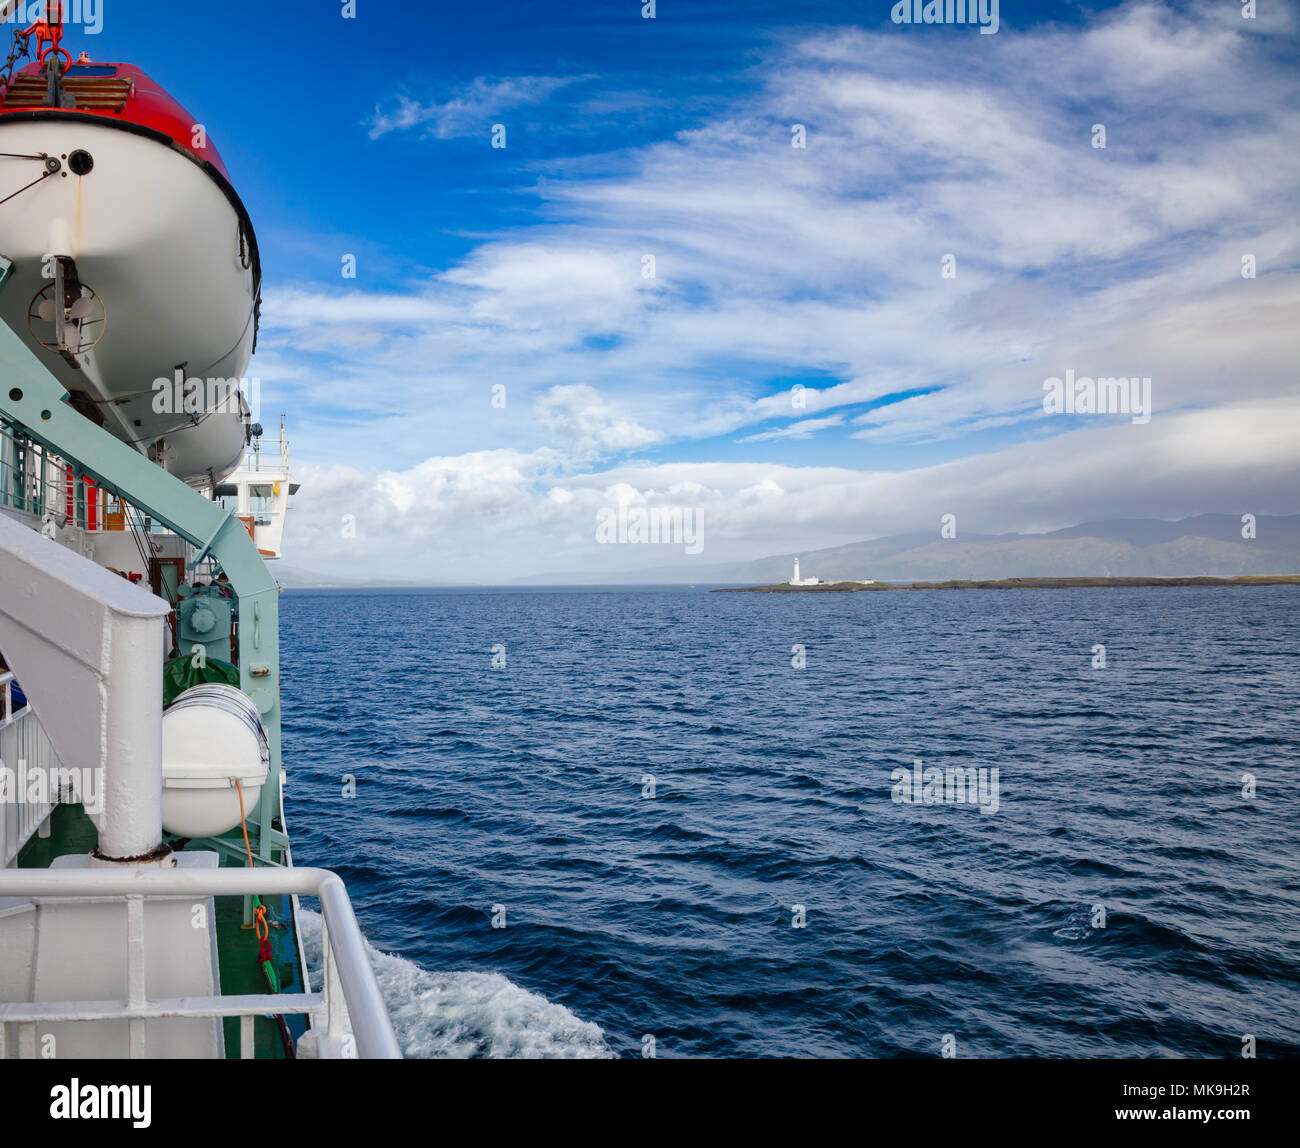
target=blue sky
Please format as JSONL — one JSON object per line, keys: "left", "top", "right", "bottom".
{"left": 51, "top": 1, "right": 1300, "bottom": 579}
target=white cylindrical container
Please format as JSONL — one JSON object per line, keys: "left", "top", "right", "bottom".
{"left": 161, "top": 684, "right": 270, "bottom": 839}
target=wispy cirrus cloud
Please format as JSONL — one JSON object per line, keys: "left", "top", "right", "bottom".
{"left": 741, "top": 414, "right": 846, "bottom": 443}
{"left": 367, "top": 74, "right": 593, "bottom": 139}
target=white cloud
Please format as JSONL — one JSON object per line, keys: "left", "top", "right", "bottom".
{"left": 368, "top": 75, "right": 589, "bottom": 139}
{"left": 261, "top": 1, "right": 1300, "bottom": 577}
{"left": 533, "top": 385, "right": 661, "bottom": 457}
{"left": 284, "top": 398, "right": 1300, "bottom": 581}
{"left": 740, "top": 414, "right": 845, "bottom": 443}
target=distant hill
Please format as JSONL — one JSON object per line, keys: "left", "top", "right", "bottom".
{"left": 515, "top": 514, "right": 1300, "bottom": 584}
{"left": 273, "top": 564, "right": 440, "bottom": 589}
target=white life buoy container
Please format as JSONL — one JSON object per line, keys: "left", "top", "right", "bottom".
{"left": 161, "top": 683, "right": 269, "bottom": 838}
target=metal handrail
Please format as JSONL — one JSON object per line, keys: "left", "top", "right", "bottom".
{"left": 0, "top": 671, "right": 62, "bottom": 868}
{"left": 0, "top": 668, "right": 18, "bottom": 723}
{"left": 0, "top": 866, "right": 401, "bottom": 1059}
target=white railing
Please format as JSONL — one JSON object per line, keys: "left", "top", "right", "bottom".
{"left": 0, "top": 421, "right": 80, "bottom": 524}
{"left": 0, "top": 671, "right": 61, "bottom": 868}
{"left": 0, "top": 866, "right": 401, "bottom": 1059}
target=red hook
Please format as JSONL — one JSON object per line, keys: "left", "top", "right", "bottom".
{"left": 36, "top": 44, "right": 72, "bottom": 69}
{"left": 27, "top": 3, "right": 68, "bottom": 69}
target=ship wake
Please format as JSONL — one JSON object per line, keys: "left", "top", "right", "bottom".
{"left": 296, "top": 909, "right": 613, "bottom": 1059}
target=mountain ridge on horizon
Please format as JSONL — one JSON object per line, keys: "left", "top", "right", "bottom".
{"left": 275, "top": 513, "right": 1300, "bottom": 588}
{"left": 507, "top": 513, "right": 1300, "bottom": 586}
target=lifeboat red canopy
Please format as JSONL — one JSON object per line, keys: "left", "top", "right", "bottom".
{"left": 0, "top": 61, "right": 230, "bottom": 178}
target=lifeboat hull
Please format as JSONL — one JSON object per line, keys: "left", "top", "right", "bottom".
{"left": 0, "top": 67, "right": 258, "bottom": 486}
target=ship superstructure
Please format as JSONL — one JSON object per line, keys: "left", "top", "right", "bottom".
{"left": 0, "top": 4, "right": 398, "bottom": 1059}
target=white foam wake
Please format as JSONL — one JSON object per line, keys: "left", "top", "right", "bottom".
{"left": 297, "top": 909, "right": 613, "bottom": 1059}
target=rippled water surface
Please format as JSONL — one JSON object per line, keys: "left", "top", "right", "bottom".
{"left": 280, "top": 586, "right": 1300, "bottom": 1058}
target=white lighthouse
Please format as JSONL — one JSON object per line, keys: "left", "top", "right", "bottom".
{"left": 789, "top": 557, "right": 821, "bottom": 586}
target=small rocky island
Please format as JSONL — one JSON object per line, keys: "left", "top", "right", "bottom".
{"left": 716, "top": 575, "right": 1300, "bottom": 593}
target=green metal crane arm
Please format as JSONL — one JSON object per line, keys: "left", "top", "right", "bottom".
{"left": 0, "top": 320, "right": 284, "bottom": 861}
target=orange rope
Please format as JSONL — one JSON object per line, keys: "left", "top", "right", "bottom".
{"left": 234, "top": 777, "right": 287, "bottom": 1059}
{"left": 235, "top": 777, "right": 254, "bottom": 868}
{"left": 235, "top": 777, "right": 269, "bottom": 939}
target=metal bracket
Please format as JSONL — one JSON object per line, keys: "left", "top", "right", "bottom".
{"left": 0, "top": 320, "right": 283, "bottom": 860}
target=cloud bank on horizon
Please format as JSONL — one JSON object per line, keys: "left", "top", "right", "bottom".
{"left": 257, "top": 0, "right": 1299, "bottom": 582}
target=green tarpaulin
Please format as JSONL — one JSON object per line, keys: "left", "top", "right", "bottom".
{"left": 162, "top": 656, "right": 241, "bottom": 707}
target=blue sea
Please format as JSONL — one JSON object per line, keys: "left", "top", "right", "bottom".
{"left": 279, "top": 586, "right": 1300, "bottom": 1059}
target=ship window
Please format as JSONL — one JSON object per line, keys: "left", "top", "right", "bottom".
{"left": 65, "top": 65, "right": 118, "bottom": 77}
